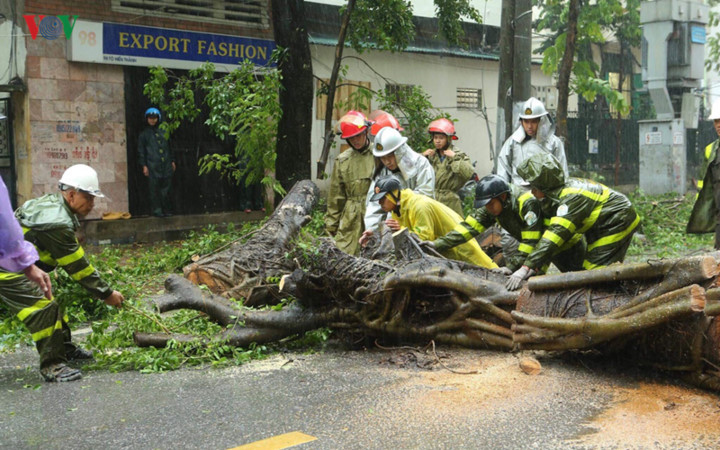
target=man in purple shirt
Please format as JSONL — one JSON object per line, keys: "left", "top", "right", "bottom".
{"left": 0, "top": 177, "right": 51, "bottom": 297}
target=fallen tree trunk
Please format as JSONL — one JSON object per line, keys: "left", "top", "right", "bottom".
{"left": 182, "top": 179, "right": 319, "bottom": 303}
{"left": 133, "top": 179, "right": 720, "bottom": 392}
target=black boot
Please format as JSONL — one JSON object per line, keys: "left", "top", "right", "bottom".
{"left": 65, "top": 342, "right": 94, "bottom": 360}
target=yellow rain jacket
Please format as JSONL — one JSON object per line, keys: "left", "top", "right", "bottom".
{"left": 393, "top": 189, "right": 497, "bottom": 268}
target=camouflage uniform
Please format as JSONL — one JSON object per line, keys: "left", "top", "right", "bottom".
{"left": 426, "top": 146, "right": 474, "bottom": 215}
{"left": 325, "top": 144, "right": 375, "bottom": 255}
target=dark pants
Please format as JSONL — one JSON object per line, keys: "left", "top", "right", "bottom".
{"left": 149, "top": 175, "right": 173, "bottom": 216}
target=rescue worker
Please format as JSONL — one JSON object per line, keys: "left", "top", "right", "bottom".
{"left": 507, "top": 153, "right": 640, "bottom": 290}
{"left": 361, "top": 176, "right": 497, "bottom": 268}
{"left": 361, "top": 127, "right": 435, "bottom": 243}
{"left": 687, "top": 98, "right": 720, "bottom": 248}
{"left": 369, "top": 111, "right": 404, "bottom": 143}
{"left": 496, "top": 97, "right": 568, "bottom": 186}
{"left": 430, "top": 174, "right": 585, "bottom": 278}
{"left": 0, "top": 176, "right": 52, "bottom": 297}
{"left": 0, "top": 165, "right": 125, "bottom": 381}
{"left": 324, "top": 110, "right": 375, "bottom": 255}
{"left": 138, "top": 107, "right": 176, "bottom": 217}
{"left": 422, "top": 118, "right": 475, "bottom": 215}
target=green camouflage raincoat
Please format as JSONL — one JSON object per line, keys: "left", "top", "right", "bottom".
{"left": 687, "top": 139, "right": 719, "bottom": 234}
{"left": 517, "top": 153, "right": 640, "bottom": 271}
{"left": 426, "top": 146, "right": 474, "bottom": 215}
{"left": 325, "top": 145, "right": 375, "bottom": 255}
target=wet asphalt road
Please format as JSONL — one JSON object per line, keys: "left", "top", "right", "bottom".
{"left": 1, "top": 343, "right": 719, "bottom": 449}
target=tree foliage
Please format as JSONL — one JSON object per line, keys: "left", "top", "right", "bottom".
{"left": 534, "top": 0, "right": 641, "bottom": 117}
{"left": 317, "top": 0, "right": 482, "bottom": 177}
{"left": 143, "top": 51, "right": 285, "bottom": 194}
{"left": 706, "top": 0, "right": 720, "bottom": 73}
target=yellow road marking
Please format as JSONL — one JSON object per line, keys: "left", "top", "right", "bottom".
{"left": 229, "top": 431, "right": 317, "bottom": 450}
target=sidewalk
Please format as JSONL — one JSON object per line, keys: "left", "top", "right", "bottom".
{"left": 79, "top": 210, "right": 266, "bottom": 245}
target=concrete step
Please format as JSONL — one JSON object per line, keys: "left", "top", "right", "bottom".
{"left": 79, "top": 210, "right": 266, "bottom": 244}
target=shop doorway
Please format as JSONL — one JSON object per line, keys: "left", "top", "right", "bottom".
{"left": 124, "top": 67, "right": 245, "bottom": 216}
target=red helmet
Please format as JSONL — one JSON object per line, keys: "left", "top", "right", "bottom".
{"left": 370, "top": 113, "right": 404, "bottom": 136}
{"left": 338, "top": 110, "right": 369, "bottom": 139}
{"left": 428, "top": 118, "right": 458, "bottom": 140}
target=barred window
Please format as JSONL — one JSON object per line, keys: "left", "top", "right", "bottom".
{"left": 385, "top": 84, "right": 415, "bottom": 106}
{"left": 112, "top": 0, "right": 269, "bottom": 28}
{"left": 457, "top": 88, "right": 482, "bottom": 109}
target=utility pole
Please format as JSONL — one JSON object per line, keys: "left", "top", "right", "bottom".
{"left": 494, "top": 0, "right": 532, "bottom": 172}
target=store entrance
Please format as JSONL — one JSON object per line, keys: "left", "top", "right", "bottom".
{"left": 124, "top": 66, "right": 244, "bottom": 217}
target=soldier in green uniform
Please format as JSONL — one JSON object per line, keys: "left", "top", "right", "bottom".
{"left": 506, "top": 153, "right": 640, "bottom": 290}
{"left": 688, "top": 99, "right": 720, "bottom": 248}
{"left": 431, "top": 174, "right": 585, "bottom": 284}
{"left": 324, "top": 110, "right": 375, "bottom": 255}
{"left": 0, "top": 165, "right": 125, "bottom": 382}
{"left": 138, "top": 107, "right": 176, "bottom": 217}
{"left": 422, "top": 118, "right": 475, "bottom": 215}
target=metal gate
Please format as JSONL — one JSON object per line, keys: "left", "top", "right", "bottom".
{"left": 124, "top": 67, "right": 246, "bottom": 216}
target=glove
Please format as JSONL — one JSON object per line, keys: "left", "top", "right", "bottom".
{"left": 506, "top": 266, "right": 535, "bottom": 291}
{"left": 492, "top": 266, "right": 513, "bottom": 276}
{"left": 419, "top": 240, "right": 436, "bottom": 250}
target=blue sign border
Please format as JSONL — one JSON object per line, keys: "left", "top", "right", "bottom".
{"left": 103, "top": 22, "right": 276, "bottom": 67}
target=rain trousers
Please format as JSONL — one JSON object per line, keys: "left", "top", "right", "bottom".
{"left": 517, "top": 153, "right": 640, "bottom": 271}
{"left": 393, "top": 189, "right": 496, "bottom": 268}
{"left": 364, "top": 143, "right": 435, "bottom": 232}
{"left": 426, "top": 146, "right": 474, "bottom": 215}
{"left": 325, "top": 144, "right": 375, "bottom": 255}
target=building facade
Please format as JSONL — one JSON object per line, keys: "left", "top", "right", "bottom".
{"left": 3, "top": 0, "right": 569, "bottom": 219}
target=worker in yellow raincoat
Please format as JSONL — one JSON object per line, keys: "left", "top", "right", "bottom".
{"left": 360, "top": 176, "right": 497, "bottom": 268}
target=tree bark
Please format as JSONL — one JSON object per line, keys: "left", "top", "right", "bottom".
{"left": 182, "top": 179, "right": 319, "bottom": 300}
{"left": 316, "top": 0, "right": 356, "bottom": 179}
{"left": 271, "top": 0, "right": 314, "bottom": 191}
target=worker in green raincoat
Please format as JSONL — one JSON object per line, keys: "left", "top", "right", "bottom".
{"left": 362, "top": 176, "right": 497, "bottom": 268}
{"left": 430, "top": 174, "right": 585, "bottom": 276}
{"left": 138, "top": 107, "right": 176, "bottom": 217}
{"left": 687, "top": 99, "right": 720, "bottom": 248}
{"left": 325, "top": 110, "right": 375, "bottom": 255}
{"left": 0, "top": 165, "right": 124, "bottom": 382}
{"left": 422, "top": 118, "right": 475, "bottom": 215}
{"left": 506, "top": 153, "right": 640, "bottom": 290}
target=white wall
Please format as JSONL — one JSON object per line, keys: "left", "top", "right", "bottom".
{"left": 309, "top": 0, "right": 502, "bottom": 26}
{"left": 309, "top": 44, "right": 555, "bottom": 192}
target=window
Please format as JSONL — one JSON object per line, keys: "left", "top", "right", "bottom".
{"left": 315, "top": 79, "right": 372, "bottom": 120}
{"left": 112, "top": 0, "right": 269, "bottom": 28}
{"left": 457, "top": 88, "right": 482, "bottom": 109}
{"left": 608, "top": 72, "right": 631, "bottom": 117}
{"left": 532, "top": 85, "right": 557, "bottom": 112}
{"left": 385, "top": 84, "right": 415, "bottom": 107}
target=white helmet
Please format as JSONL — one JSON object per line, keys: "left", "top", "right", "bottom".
{"left": 58, "top": 164, "right": 104, "bottom": 197}
{"left": 518, "top": 97, "right": 549, "bottom": 120}
{"left": 709, "top": 99, "right": 720, "bottom": 120}
{"left": 373, "top": 127, "right": 407, "bottom": 157}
